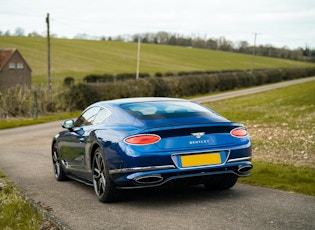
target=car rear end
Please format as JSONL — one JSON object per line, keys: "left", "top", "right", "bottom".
{"left": 108, "top": 99, "right": 252, "bottom": 189}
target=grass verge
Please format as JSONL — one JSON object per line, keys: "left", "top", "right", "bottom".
{"left": 239, "top": 161, "right": 315, "bottom": 196}
{"left": 0, "top": 173, "right": 44, "bottom": 229}
{"left": 0, "top": 111, "right": 80, "bottom": 130}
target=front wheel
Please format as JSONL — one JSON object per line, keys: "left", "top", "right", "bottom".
{"left": 52, "top": 143, "right": 67, "bottom": 181}
{"left": 92, "top": 148, "right": 120, "bottom": 203}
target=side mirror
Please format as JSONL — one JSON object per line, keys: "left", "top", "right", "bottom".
{"left": 62, "top": 119, "right": 75, "bottom": 130}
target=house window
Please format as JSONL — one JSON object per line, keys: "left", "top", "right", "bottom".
{"left": 17, "top": 63, "right": 24, "bottom": 69}
{"left": 9, "top": 63, "right": 16, "bottom": 69}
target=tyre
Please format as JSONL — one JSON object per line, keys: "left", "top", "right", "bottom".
{"left": 92, "top": 148, "right": 120, "bottom": 203}
{"left": 52, "top": 143, "right": 67, "bottom": 181}
{"left": 203, "top": 174, "right": 238, "bottom": 190}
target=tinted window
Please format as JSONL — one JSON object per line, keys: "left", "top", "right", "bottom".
{"left": 94, "top": 107, "right": 111, "bottom": 125}
{"left": 121, "top": 101, "right": 216, "bottom": 120}
{"left": 74, "top": 106, "right": 100, "bottom": 127}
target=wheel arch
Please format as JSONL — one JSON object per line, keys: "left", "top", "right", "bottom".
{"left": 90, "top": 143, "right": 102, "bottom": 169}
{"left": 51, "top": 140, "right": 57, "bottom": 153}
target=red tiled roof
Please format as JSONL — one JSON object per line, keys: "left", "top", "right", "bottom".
{"left": 0, "top": 48, "right": 17, "bottom": 71}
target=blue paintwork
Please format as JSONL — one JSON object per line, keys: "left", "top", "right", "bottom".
{"left": 53, "top": 97, "right": 252, "bottom": 188}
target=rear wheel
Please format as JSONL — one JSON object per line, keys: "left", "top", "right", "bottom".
{"left": 203, "top": 174, "right": 238, "bottom": 190}
{"left": 92, "top": 148, "right": 119, "bottom": 203}
{"left": 52, "top": 143, "right": 67, "bottom": 181}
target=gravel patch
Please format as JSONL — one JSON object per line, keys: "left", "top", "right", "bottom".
{"left": 247, "top": 122, "right": 314, "bottom": 168}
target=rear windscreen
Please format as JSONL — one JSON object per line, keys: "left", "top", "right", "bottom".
{"left": 120, "top": 101, "right": 218, "bottom": 120}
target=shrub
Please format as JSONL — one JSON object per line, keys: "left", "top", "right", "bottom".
{"left": 235, "top": 71, "right": 253, "bottom": 87}
{"left": 83, "top": 74, "right": 114, "bottom": 83}
{"left": 164, "top": 72, "right": 175, "bottom": 77}
{"left": 138, "top": 73, "right": 151, "bottom": 78}
{"left": 0, "top": 84, "right": 68, "bottom": 118}
{"left": 116, "top": 73, "right": 136, "bottom": 81}
{"left": 0, "top": 85, "right": 32, "bottom": 118}
{"left": 148, "top": 78, "right": 172, "bottom": 97}
{"left": 83, "top": 74, "right": 100, "bottom": 83}
{"left": 216, "top": 72, "right": 239, "bottom": 91}
{"left": 101, "top": 79, "right": 153, "bottom": 99}
{"left": 65, "top": 83, "right": 101, "bottom": 110}
{"left": 253, "top": 70, "right": 269, "bottom": 85}
{"left": 154, "top": 72, "right": 163, "bottom": 78}
{"left": 64, "top": 76, "right": 75, "bottom": 87}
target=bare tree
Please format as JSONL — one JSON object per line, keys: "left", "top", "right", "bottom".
{"left": 4, "top": 30, "right": 11, "bottom": 36}
{"left": 15, "top": 27, "right": 25, "bottom": 36}
{"left": 155, "top": 31, "right": 170, "bottom": 44}
{"left": 28, "top": 31, "right": 41, "bottom": 37}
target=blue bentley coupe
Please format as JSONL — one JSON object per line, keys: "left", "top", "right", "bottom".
{"left": 52, "top": 97, "right": 252, "bottom": 202}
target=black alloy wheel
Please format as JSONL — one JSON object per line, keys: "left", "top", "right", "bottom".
{"left": 52, "top": 144, "right": 67, "bottom": 181}
{"left": 92, "top": 148, "right": 119, "bottom": 203}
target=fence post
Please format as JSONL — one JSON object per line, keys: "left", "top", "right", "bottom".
{"left": 33, "top": 91, "right": 39, "bottom": 119}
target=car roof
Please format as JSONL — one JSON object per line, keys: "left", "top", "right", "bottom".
{"left": 92, "top": 97, "right": 188, "bottom": 107}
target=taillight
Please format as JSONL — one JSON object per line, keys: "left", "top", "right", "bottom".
{"left": 230, "top": 128, "right": 248, "bottom": 137}
{"left": 124, "top": 134, "right": 161, "bottom": 145}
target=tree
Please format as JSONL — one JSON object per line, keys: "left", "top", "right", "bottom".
{"left": 168, "top": 35, "right": 177, "bottom": 45}
{"left": 74, "top": 33, "right": 90, "bottom": 40}
{"left": 217, "top": 36, "right": 233, "bottom": 51}
{"left": 192, "top": 38, "right": 207, "bottom": 48}
{"left": 155, "top": 31, "right": 170, "bottom": 44}
{"left": 206, "top": 39, "right": 218, "bottom": 50}
{"left": 28, "top": 31, "right": 41, "bottom": 37}
{"left": 15, "top": 27, "right": 25, "bottom": 36}
{"left": 237, "top": 41, "right": 250, "bottom": 53}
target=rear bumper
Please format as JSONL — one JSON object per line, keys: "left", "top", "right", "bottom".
{"left": 110, "top": 159, "right": 252, "bottom": 189}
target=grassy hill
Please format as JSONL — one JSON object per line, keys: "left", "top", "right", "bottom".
{"left": 1, "top": 36, "right": 315, "bottom": 84}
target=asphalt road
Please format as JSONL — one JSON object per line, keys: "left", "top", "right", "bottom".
{"left": 0, "top": 77, "right": 314, "bottom": 230}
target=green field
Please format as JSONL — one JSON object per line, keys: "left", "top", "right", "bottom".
{"left": 205, "top": 81, "right": 315, "bottom": 168}
{"left": 1, "top": 36, "right": 315, "bottom": 84}
{"left": 206, "top": 81, "right": 315, "bottom": 194}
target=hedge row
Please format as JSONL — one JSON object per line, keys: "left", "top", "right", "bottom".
{"left": 0, "top": 84, "right": 66, "bottom": 118}
{"left": 64, "top": 67, "right": 315, "bottom": 110}
{"left": 82, "top": 69, "right": 248, "bottom": 83}
{"left": 83, "top": 73, "right": 150, "bottom": 83}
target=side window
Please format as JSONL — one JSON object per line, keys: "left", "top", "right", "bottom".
{"left": 74, "top": 107, "right": 100, "bottom": 127}
{"left": 93, "top": 107, "right": 111, "bottom": 125}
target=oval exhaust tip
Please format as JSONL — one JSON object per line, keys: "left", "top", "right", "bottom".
{"left": 238, "top": 164, "right": 253, "bottom": 174}
{"left": 134, "top": 175, "right": 163, "bottom": 184}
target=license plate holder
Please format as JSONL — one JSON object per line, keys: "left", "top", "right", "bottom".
{"left": 180, "top": 152, "right": 222, "bottom": 167}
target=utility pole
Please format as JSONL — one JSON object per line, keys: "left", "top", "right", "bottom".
{"left": 136, "top": 37, "right": 141, "bottom": 80}
{"left": 251, "top": 32, "right": 257, "bottom": 72}
{"left": 46, "top": 13, "right": 52, "bottom": 101}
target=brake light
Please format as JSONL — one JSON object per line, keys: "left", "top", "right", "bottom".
{"left": 124, "top": 134, "right": 161, "bottom": 145}
{"left": 230, "top": 128, "right": 248, "bottom": 137}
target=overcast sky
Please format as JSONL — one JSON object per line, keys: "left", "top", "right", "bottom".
{"left": 1, "top": 0, "right": 314, "bottom": 49}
